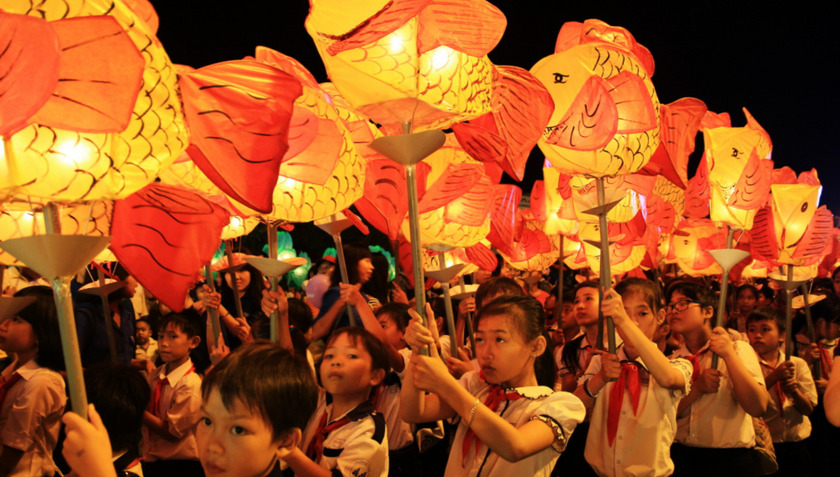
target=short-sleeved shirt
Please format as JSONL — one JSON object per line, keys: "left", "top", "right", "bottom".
{"left": 300, "top": 390, "right": 389, "bottom": 477}
{"left": 444, "top": 371, "right": 586, "bottom": 477}
{"left": 373, "top": 348, "right": 414, "bottom": 451}
{"left": 555, "top": 334, "right": 596, "bottom": 391}
{"left": 0, "top": 359, "right": 67, "bottom": 477}
{"left": 143, "top": 359, "right": 202, "bottom": 461}
{"left": 669, "top": 339, "right": 765, "bottom": 448}
{"left": 582, "top": 349, "right": 693, "bottom": 477}
{"left": 136, "top": 338, "right": 159, "bottom": 364}
{"left": 757, "top": 349, "right": 818, "bottom": 443}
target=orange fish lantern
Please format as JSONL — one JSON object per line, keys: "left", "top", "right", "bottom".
{"left": 0, "top": 3, "right": 187, "bottom": 203}
{"left": 305, "top": 0, "right": 505, "bottom": 134}
{"left": 498, "top": 209, "right": 560, "bottom": 273}
{"left": 530, "top": 19, "right": 660, "bottom": 177}
{"left": 667, "top": 219, "right": 727, "bottom": 277}
{"left": 704, "top": 108, "right": 773, "bottom": 230}
{"left": 751, "top": 171, "right": 833, "bottom": 268}
{"left": 577, "top": 221, "right": 647, "bottom": 276}
{"left": 539, "top": 167, "right": 578, "bottom": 236}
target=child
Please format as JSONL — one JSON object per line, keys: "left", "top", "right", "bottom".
{"left": 284, "top": 327, "right": 390, "bottom": 476}
{"left": 0, "top": 286, "right": 66, "bottom": 477}
{"left": 665, "top": 280, "right": 769, "bottom": 476}
{"left": 746, "top": 308, "right": 817, "bottom": 475}
{"left": 726, "top": 284, "right": 759, "bottom": 333}
{"left": 135, "top": 317, "right": 159, "bottom": 367}
{"left": 576, "top": 279, "right": 692, "bottom": 476}
{"left": 141, "top": 313, "right": 203, "bottom": 476}
{"left": 62, "top": 342, "right": 319, "bottom": 477}
{"left": 400, "top": 294, "right": 585, "bottom": 476}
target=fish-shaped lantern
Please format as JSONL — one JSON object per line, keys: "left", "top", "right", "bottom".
{"left": 530, "top": 19, "right": 660, "bottom": 177}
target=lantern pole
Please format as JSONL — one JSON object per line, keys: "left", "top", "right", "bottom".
{"left": 557, "top": 235, "right": 564, "bottom": 312}
{"left": 425, "top": 249, "right": 459, "bottom": 358}
{"left": 204, "top": 264, "right": 221, "bottom": 344}
{"left": 266, "top": 223, "right": 280, "bottom": 342}
{"left": 368, "top": 122, "right": 446, "bottom": 356}
{"left": 709, "top": 227, "right": 749, "bottom": 369}
{"left": 460, "top": 275, "right": 477, "bottom": 353}
{"left": 785, "top": 266, "right": 795, "bottom": 361}
{"left": 331, "top": 220, "right": 358, "bottom": 327}
{"left": 801, "top": 283, "right": 820, "bottom": 379}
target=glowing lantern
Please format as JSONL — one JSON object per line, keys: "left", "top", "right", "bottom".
{"left": 530, "top": 19, "right": 660, "bottom": 177}
{"left": 704, "top": 108, "right": 773, "bottom": 230}
{"left": 0, "top": 3, "right": 187, "bottom": 203}
{"left": 497, "top": 209, "right": 560, "bottom": 273}
{"left": 305, "top": 0, "right": 505, "bottom": 133}
{"left": 667, "top": 219, "right": 727, "bottom": 277}
{"left": 578, "top": 222, "right": 647, "bottom": 276}
{"left": 751, "top": 172, "right": 833, "bottom": 268}
{"left": 539, "top": 167, "right": 578, "bottom": 236}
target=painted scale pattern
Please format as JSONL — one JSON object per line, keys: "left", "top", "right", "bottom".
{"left": 1, "top": 0, "right": 187, "bottom": 203}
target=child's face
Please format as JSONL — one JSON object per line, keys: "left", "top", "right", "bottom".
{"left": 0, "top": 316, "right": 36, "bottom": 354}
{"left": 560, "top": 302, "right": 576, "bottom": 331}
{"left": 618, "top": 292, "right": 661, "bottom": 356}
{"left": 356, "top": 258, "right": 374, "bottom": 285}
{"left": 377, "top": 314, "right": 405, "bottom": 349}
{"left": 198, "top": 388, "right": 296, "bottom": 477}
{"left": 158, "top": 322, "right": 198, "bottom": 366}
{"left": 574, "top": 287, "right": 599, "bottom": 327}
{"left": 320, "top": 333, "right": 382, "bottom": 397}
{"left": 736, "top": 290, "right": 757, "bottom": 314}
{"left": 136, "top": 321, "right": 151, "bottom": 345}
{"left": 747, "top": 320, "right": 781, "bottom": 355}
{"left": 225, "top": 269, "right": 251, "bottom": 293}
{"left": 666, "top": 291, "right": 710, "bottom": 335}
{"left": 475, "top": 314, "right": 542, "bottom": 388}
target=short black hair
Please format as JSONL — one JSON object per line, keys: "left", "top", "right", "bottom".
{"left": 375, "top": 303, "right": 411, "bottom": 332}
{"left": 159, "top": 312, "right": 201, "bottom": 338}
{"left": 665, "top": 280, "right": 716, "bottom": 310}
{"left": 746, "top": 307, "right": 786, "bottom": 333}
{"left": 84, "top": 363, "right": 150, "bottom": 452}
{"left": 325, "top": 327, "right": 390, "bottom": 375}
{"left": 202, "top": 342, "right": 318, "bottom": 441}
{"left": 15, "top": 286, "right": 64, "bottom": 372}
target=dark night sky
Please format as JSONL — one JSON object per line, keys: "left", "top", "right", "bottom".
{"left": 151, "top": 1, "right": 840, "bottom": 213}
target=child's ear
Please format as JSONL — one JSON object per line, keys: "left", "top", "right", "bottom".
{"left": 369, "top": 367, "right": 386, "bottom": 387}
{"left": 275, "top": 428, "right": 302, "bottom": 459}
{"left": 656, "top": 308, "right": 666, "bottom": 326}
{"left": 189, "top": 335, "right": 201, "bottom": 350}
{"left": 531, "top": 335, "right": 547, "bottom": 358}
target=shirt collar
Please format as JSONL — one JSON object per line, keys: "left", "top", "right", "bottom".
{"left": 157, "top": 358, "right": 193, "bottom": 384}
{"left": 10, "top": 359, "right": 41, "bottom": 380}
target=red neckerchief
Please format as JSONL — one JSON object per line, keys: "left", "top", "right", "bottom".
{"left": 149, "top": 365, "right": 194, "bottom": 417}
{"left": 0, "top": 372, "right": 22, "bottom": 408}
{"left": 817, "top": 343, "right": 833, "bottom": 378}
{"left": 461, "top": 374, "right": 523, "bottom": 466}
{"left": 684, "top": 344, "right": 711, "bottom": 384}
{"left": 305, "top": 408, "right": 351, "bottom": 463}
{"left": 759, "top": 359, "right": 787, "bottom": 409}
{"left": 606, "top": 360, "right": 647, "bottom": 446}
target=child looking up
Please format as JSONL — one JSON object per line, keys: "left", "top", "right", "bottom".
{"left": 746, "top": 308, "right": 817, "bottom": 475}
{"left": 576, "top": 279, "right": 692, "bottom": 477}
{"left": 284, "top": 327, "right": 390, "bottom": 477}
{"left": 400, "top": 294, "right": 585, "bottom": 477}
{"left": 141, "top": 313, "right": 203, "bottom": 476}
{"left": 666, "top": 280, "right": 769, "bottom": 477}
{"left": 62, "top": 342, "right": 319, "bottom": 477}
{"left": 0, "top": 286, "right": 66, "bottom": 477}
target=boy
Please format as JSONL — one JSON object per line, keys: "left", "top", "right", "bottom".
{"left": 135, "top": 317, "right": 158, "bottom": 368}
{"left": 747, "top": 309, "right": 817, "bottom": 475}
{"left": 141, "top": 313, "right": 203, "bottom": 476}
{"left": 62, "top": 342, "right": 319, "bottom": 477}
{"left": 284, "top": 327, "right": 389, "bottom": 476}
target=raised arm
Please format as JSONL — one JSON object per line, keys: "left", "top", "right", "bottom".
{"left": 710, "top": 328, "right": 768, "bottom": 417}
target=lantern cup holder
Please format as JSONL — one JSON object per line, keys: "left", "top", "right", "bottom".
{"left": 369, "top": 130, "right": 446, "bottom": 166}
{"left": 708, "top": 249, "right": 751, "bottom": 271}
{"left": 0, "top": 235, "right": 111, "bottom": 279}
{"left": 425, "top": 263, "right": 466, "bottom": 285}
{"left": 244, "top": 256, "right": 308, "bottom": 278}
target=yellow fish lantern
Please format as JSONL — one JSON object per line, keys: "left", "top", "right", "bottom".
{"left": 704, "top": 108, "right": 773, "bottom": 230}
{"left": 400, "top": 136, "right": 494, "bottom": 249}
{"left": 0, "top": 202, "right": 115, "bottom": 265}
{"left": 498, "top": 209, "right": 560, "bottom": 273}
{"left": 668, "top": 219, "right": 726, "bottom": 277}
{"left": 563, "top": 235, "right": 589, "bottom": 271}
{"left": 578, "top": 219, "right": 647, "bottom": 276}
{"left": 570, "top": 175, "right": 653, "bottom": 225}
{"left": 305, "top": 0, "right": 503, "bottom": 134}
{"left": 751, "top": 173, "right": 833, "bottom": 268}
{"left": 0, "top": 2, "right": 187, "bottom": 203}
{"left": 540, "top": 166, "right": 578, "bottom": 236}
{"left": 254, "top": 48, "right": 366, "bottom": 223}
{"left": 530, "top": 19, "right": 660, "bottom": 177}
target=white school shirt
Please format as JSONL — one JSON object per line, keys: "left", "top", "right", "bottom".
{"left": 300, "top": 390, "right": 389, "bottom": 477}
{"left": 373, "top": 347, "right": 414, "bottom": 451}
{"left": 0, "top": 359, "right": 66, "bottom": 477}
{"left": 757, "top": 349, "right": 818, "bottom": 443}
{"left": 142, "top": 358, "right": 202, "bottom": 461}
{"left": 582, "top": 349, "right": 693, "bottom": 477}
{"left": 555, "top": 334, "right": 597, "bottom": 392}
{"left": 443, "top": 371, "right": 586, "bottom": 477}
{"left": 669, "top": 339, "right": 765, "bottom": 448}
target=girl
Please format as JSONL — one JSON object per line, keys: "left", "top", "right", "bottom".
{"left": 285, "top": 327, "right": 389, "bottom": 477}
{"left": 665, "top": 280, "right": 769, "bottom": 477}
{"left": 0, "top": 286, "right": 67, "bottom": 476}
{"left": 576, "top": 278, "right": 692, "bottom": 476}
{"left": 400, "top": 294, "right": 585, "bottom": 477}
{"left": 726, "top": 284, "right": 759, "bottom": 333}
{"left": 219, "top": 260, "right": 264, "bottom": 349}
{"left": 311, "top": 245, "right": 377, "bottom": 341}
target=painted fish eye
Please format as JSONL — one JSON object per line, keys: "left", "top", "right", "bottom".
{"left": 801, "top": 202, "right": 808, "bottom": 212}
{"left": 553, "top": 72, "right": 569, "bottom": 84}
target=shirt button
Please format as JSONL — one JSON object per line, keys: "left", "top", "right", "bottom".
{"left": 617, "top": 460, "right": 622, "bottom": 464}
{"left": 621, "top": 411, "right": 626, "bottom": 416}
{"left": 618, "top": 436, "right": 623, "bottom": 440}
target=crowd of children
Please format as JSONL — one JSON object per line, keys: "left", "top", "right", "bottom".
{"left": 2, "top": 243, "right": 840, "bottom": 477}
